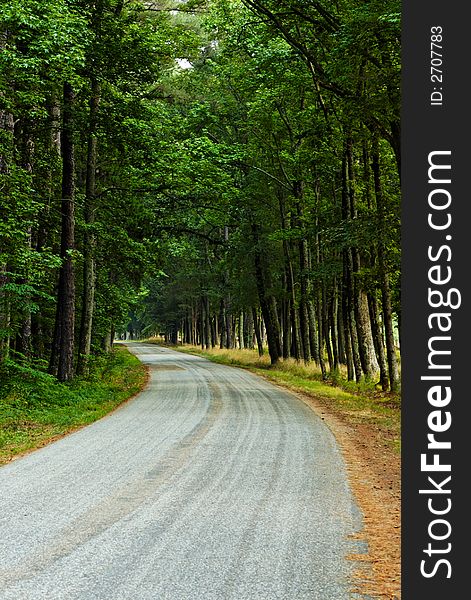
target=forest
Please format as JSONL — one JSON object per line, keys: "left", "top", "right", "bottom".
{"left": 0, "top": 0, "right": 401, "bottom": 391}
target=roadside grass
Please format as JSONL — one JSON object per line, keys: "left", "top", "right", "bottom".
{"left": 146, "top": 340, "right": 401, "bottom": 453}
{"left": 0, "top": 347, "right": 147, "bottom": 465}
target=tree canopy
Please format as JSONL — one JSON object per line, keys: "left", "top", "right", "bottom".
{"left": 0, "top": 0, "right": 400, "bottom": 390}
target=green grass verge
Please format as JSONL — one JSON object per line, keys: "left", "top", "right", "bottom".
{"left": 0, "top": 347, "right": 147, "bottom": 465}
{"left": 148, "top": 341, "right": 401, "bottom": 454}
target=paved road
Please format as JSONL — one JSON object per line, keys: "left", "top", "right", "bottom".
{"left": 0, "top": 343, "right": 365, "bottom": 600}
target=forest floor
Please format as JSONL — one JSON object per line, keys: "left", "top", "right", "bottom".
{"left": 150, "top": 342, "right": 401, "bottom": 599}
{"left": 0, "top": 347, "right": 148, "bottom": 465}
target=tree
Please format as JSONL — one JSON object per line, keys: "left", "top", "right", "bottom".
{"left": 0, "top": 0, "right": 401, "bottom": 393}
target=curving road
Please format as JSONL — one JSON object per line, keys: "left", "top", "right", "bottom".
{"left": 0, "top": 343, "right": 365, "bottom": 600}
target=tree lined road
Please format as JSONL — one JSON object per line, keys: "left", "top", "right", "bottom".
{"left": 0, "top": 343, "right": 364, "bottom": 599}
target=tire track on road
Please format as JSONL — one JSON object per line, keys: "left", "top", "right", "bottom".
{"left": 0, "top": 343, "right": 365, "bottom": 600}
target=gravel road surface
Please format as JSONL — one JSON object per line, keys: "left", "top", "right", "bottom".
{"left": 0, "top": 343, "right": 365, "bottom": 599}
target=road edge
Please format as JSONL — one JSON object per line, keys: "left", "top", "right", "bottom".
{"left": 0, "top": 347, "right": 150, "bottom": 467}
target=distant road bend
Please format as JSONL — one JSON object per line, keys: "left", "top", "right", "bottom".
{"left": 0, "top": 343, "right": 365, "bottom": 600}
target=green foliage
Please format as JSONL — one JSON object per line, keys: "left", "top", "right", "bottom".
{"left": 1, "top": 0, "right": 401, "bottom": 390}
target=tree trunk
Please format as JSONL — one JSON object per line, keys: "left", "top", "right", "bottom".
{"left": 278, "top": 194, "right": 300, "bottom": 360}
{"left": 204, "top": 296, "right": 211, "bottom": 349}
{"left": 341, "top": 149, "right": 363, "bottom": 381}
{"left": 341, "top": 282, "right": 355, "bottom": 381}
{"left": 243, "top": 309, "right": 254, "bottom": 349}
{"left": 336, "top": 286, "right": 346, "bottom": 365}
{"left": 199, "top": 299, "right": 204, "bottom": 349}
{"left": 103, "top": 325, "right": 114, "bottom": 352}
{"left": 78, "top": 79, "right": 101, "bottom": 374}
{"left": 224, "top": 298, "right": 232, "bottom": 349}
{"left": 251, "top": 222, "right": 281, "bottom": 364}
{"left": 355, "top": 288, "right": 379, "bottom": 378}
{"left": 316, "top": 292, "right": 327, "bottom": 379}
{"left": 323, "top": 288, "right": 333, "bottom": 372}
{"left": 281, "top": 296, "right": 290, "bottom": 359}
{"left": 219, "top": 299, "right": 225, "bottom": 349}
{"left": 298, "top": 226, "right": 312, "bottom": 362}
{"left": 346, "top": 138, "right": 379, "bottom": 379}
{"left": 210, "top": 314, "right": 217, "bottom": 348}
{"left": 368, "top": 293, "right": 389, "bottom": 390}
{"left": 372, "top": 138, "right": 400, "bottom": 392}
{"left": 252, "top": 307, "right": 264, "bottom": 356}
{"left": 330, "top": 286, "right": 339, "bottom": 371}
{"left": 49, "top": 82, "right": 76, "bottom": 382}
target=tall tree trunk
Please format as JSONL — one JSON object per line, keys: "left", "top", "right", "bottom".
{"left": 199, "top": 298, "right": 204, "bottom": 349}
{"left": 281, "top": 295, "right": 290, "bottom": 359}
{"left": 341, "top": 150, "right": 363, "bottom": 381}
{"left": 297, "top": 202, "right": 312, "bottom": 362}
{"left": 330, "top": 285, "right": 339, "bottom": 371}
{"left": 278, "top": 194, "right": 300, "bottom": 360}
{"left": 308, "top": 186, "right": 322, "bottom": 363}
{"left": 103, "top": 325, "right": 114, "bottom": 352}
{"left": 204, "top": 296, "right": 211, "bottom": 349}
{"left": 322, "top": 287, "right": 333, "bottom": 372}
{"left": 31, "top": 90, "right": 61, "bottom": 359}
{"left": 251, "top": 221, "right": 281, "bottom": 364}
{"left": 49, "top": 82, "right": 76, "bottom": 382}
{"left": 78, "top": 79, "right": 101, "bottom": 374}
{"left": 355, "top": 287, "right": 379, "bottom": 378}
{"left": 224, "top": 297, "right": 232, "bottom": 349}
{"left": 372, "top": 138, "right": 400, "bottom": 392}
{"left": 187, "top": 313, "right": 192, "bottom": 344}
{"left": 346, "top": 138, "right": 379, "bottom": 379}
{"left": 341, "top": 282, "right": 355, "bottom": 380}
{"left": 221, "top": 227, "right": 232, "bottom": 349}
{"left": 299, "top": 253, "right": 311, "bottom": 363}
{"left": 211, "top": 314, "right": 217, "bottom": 348}
{"left": 316, "top": 292, "right": 327, "bottom": 379}
{"left": 244, "top": 309, "right": 254, "bottom": 349}
{"left": 368, "top": 293, "right": 389, "bottom": 390}
{"left": 336, "top": 285, "right": 346, "bottom": 365}
{"left": 348, "top": 300, "right": 362, "bottom": 382}
{"left": 252, "top": 307, "right": 264, "bottom": 356}
{"left": 219, "top": 298, "right": 225, "bottom": 349}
